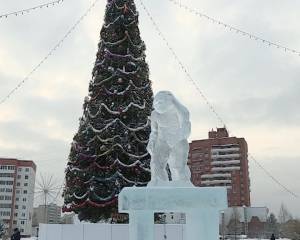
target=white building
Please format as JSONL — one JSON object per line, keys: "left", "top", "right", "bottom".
{"left": 32, "top": 204, "right": 62, "bottom": 225}
{"left": 0, "top": 158, "right": 36, "bottom": 237}
{"left": 60, "top": 213, "right": 75, "bottom": 224}
{"left": 32, "top": 204, "right": 62, "bottom": 237}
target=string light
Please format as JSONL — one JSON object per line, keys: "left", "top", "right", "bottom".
{"left": 138, "top": 0, "right": 299, "bottom": 199}
{"left": 0, "top": 0, "right": 64, "bottom": 19}
{"left": 166, "top": 0, "right": 300, "bottom": 57}
{"left": 138, "top": 0, "right": 226, "bottom": 127}
{"left": 0, "top": 0, "right": 100, "bottom": 106}
{"left": 249, "top": 154, "right": 299, "bottom": 198}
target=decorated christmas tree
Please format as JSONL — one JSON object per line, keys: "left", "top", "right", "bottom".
{"left": 0, "top": 220, "right": 4, "bottom": 238}
{"left": 63, "top": 0, "right": 153, "bottom": 222}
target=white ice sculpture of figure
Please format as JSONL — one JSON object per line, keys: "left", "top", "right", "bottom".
{"left": 147, "top": 91, "right": 192, "bottom": 186}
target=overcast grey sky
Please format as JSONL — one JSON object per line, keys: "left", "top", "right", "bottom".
{"left": 1, "top": 0, "right": 300, "bottom": 217}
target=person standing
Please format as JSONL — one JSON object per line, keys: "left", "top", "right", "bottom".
{"left": 11, "top": 228, "right": 21, "bottom": 240}
{"left": 270, "top": 233, "right": 276, "bottom": 240}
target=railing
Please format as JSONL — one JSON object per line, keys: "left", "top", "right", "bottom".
{"left": 211, "top": 154, "right": 241, "bottom": 159}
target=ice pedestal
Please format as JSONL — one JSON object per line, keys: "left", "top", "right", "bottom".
{"left": 119, "top": 186, "right": 227, "bottom": 240}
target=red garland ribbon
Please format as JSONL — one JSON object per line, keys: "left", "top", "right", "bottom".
{"left": 62, "top": 198, "right": 118, "bottom": 212}
{"left": 123, "top": 4, "right": 128, "bottom": 14}
{"left": 72, "top": 159, "right": 144, "bottom": 171}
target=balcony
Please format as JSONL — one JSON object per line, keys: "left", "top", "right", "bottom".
{"left": 211, "top": 166, "right": 240, "bottom": 172}
{"left": 201, "top": 179, "right": 232, "bottom": 185}
{"left": 211, "top": 153, "right": 241, "bottom": 159}
{"left": 201, "top": 173, "right": 231, "bottom": 179}
{"left": 211, "top": 147, "right": 240, "bottom": 153}
{"left": 211, "top": 160, "right": 240, "bottom": 166}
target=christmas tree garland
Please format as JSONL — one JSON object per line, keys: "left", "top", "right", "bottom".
{"left": 63, "top": 0, "right": 153, "bottom": 222}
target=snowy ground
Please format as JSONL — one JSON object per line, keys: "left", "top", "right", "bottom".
{"left": 18, "top": 238, "right": 291, "bottom": 240}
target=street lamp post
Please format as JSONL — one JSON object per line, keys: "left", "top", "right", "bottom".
{"left": 243, "top": 206, "right": 248, "bottom": 237}
{"left": 221, "top": 211, "right": 225, "bottom": 240}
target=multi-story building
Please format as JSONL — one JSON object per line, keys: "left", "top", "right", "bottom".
{"left": 32, "top": 204, "right": 62, "bottom": 237}
{"left": 60, "top": 213, "right": 75, "bottom": 224}
{"left": 188, "top": 128, "right": 250, "bottom": 207}
{"left": 0, "top": 158, "right": 36, "bottom": 237}
{"left": 221, "top": 206, "right": 268, "bottom": 238}
{"left": 32, "top": 204, "right": 61, "bottom": 225}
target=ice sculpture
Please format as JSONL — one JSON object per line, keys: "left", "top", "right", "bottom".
{"left": 119, "top": 187, "right": 227, "bottom": 240}
{"left": 119, "top": 91, "right": 228, "bottom": 240}
{"left": 147, "top": 91, "right": 192, "bottom": 186}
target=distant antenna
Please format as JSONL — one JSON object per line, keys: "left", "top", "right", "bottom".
{"left": 34, "top": 173, "right": 63, "bottom": 222}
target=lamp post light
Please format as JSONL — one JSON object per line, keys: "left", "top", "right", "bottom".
{"left": 243, "top": 206, "right": 248, "bottom": 237}
{"left": 221, "top": 211, "right": 225, "bottom": 240}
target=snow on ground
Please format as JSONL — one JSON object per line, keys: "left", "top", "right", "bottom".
{"left": 17, "top": 237, "right": 288, "bottom": 240}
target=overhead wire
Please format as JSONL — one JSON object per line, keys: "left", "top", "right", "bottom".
{"left": 0, "top": 0, "right": 100, "bottom": 105}
{"left": 0, "top": 0, "right": 64, "bottom": 19}
{"left": 0, "top": 0, "right": 298, "bottom": 199}
{"left": 138, "top": 0, "right": 226, "bottom": 128}
{"left": 138, "top": 0, "right": 299, "bottom": 199}
{"left": 249, "top": 154, "right": 299, "bottom": 198}
{"left": 166, "top": 0, "right": 300, "bottom": 57}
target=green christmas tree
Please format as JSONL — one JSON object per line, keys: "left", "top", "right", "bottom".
{"left": 0, "top": 220, "right": 5, "bottom": 238}
{"left": 63, "top": 0, "right": 153, "bottom": 222}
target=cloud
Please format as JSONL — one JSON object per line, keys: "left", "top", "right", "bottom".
{"left": 0, "top": 0, "right": 299, "bottom": 216}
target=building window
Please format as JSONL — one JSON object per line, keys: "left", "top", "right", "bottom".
{"left": 0, "top": 203, "right": 12, "bottom": 208}
{"left": 0, "top": 181, "right": 14, "bottom": 185}
{"left": 16, "top": 198, "right": 19, "bottom": 201}
{"left": 16, "top": 182, "right": 20, "bottom": 186}
{"left": 0, "top": 173, "right": 14, "bottom": 178}
{"left": 17, "top": 175, "right": 21, "bottom": 179}
{"left": 24, "top": 175, "right": 28, "bottom": 180}
{"left": 23, "top": 190, "right": 27, "bottom": 194}
{"left": 22, "top": 206, "right": 26, "bottom": 210}
{"left": 16, "top": 190, "right": 20, "bottom": 194}
{"left": 21, "top": 213, "right": 25, "bottom": 217}
{"left": 14, "top": 213, "right": 18, "bottom": 217}
{"left": 5, "top": 196, "right": 12, "bottom": 200}
{"left": 24, "top": 183, "right": 28, "bottom": 187}
{"left": 0, "top": 211, "right": 10, "bottom": 216}
{"left": 18, "top": 168, "right": 22, "bottom": 172}
{"left": 25, "top": 168, "right": 29, "bottom": 172}
{"left": 15, "top": 205, "right": 18, "bottom": 209}
{"left": 22, "top": 198, "right": 26, "bottom": 202}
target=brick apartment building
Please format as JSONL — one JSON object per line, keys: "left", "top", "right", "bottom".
{"left": 0, "top": 158, "right": 36, "bottom": 237}
{"left": 188, "top": 128, "right": 251, "bottom": 207}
